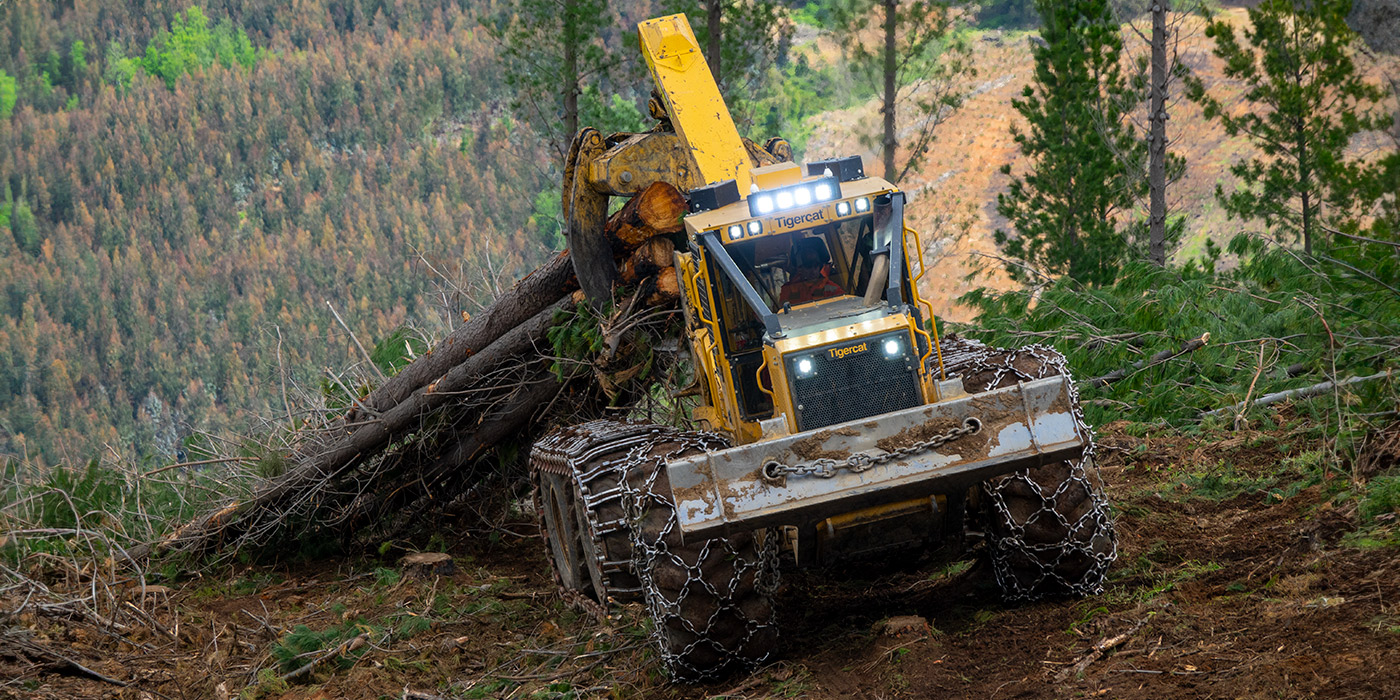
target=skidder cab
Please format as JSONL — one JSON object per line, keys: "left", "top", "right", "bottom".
{"left": 529, "top": 12, "right": 1113, "bottom": 682}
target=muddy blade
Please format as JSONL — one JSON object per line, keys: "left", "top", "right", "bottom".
{"left": 665, "top": 375, "right": 1087, "bottom": 539}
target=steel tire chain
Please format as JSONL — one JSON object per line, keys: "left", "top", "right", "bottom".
{"left": 950, "top": 339, "right": 1118, "bottom": 601}
{"left": 760, "top": 417, "right": 983, "bottom": 482}
{"left": 533, "top": 420, "right": 780, "bottom": 680}
{"left": 532, "top": 421, "right": 677, "bottom": 605}
{"left": 616, "top": 431, "right": 781, "bottom": 681}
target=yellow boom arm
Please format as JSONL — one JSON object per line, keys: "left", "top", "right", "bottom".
{"left": 638, "top": 15, "right": 753, "bottom": 192}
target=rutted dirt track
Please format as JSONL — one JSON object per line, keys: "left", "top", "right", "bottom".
{"left": 4, "top": 422, "right": 1398, "bottom": 699}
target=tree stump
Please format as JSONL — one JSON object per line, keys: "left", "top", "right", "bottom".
{"left": 400, "top": 552, "right": 455, "bottom": 578}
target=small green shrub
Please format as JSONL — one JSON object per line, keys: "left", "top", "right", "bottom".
{"left": 1361, "top": 475, "right": 1400, "bottom": 522}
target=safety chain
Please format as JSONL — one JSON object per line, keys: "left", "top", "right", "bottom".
{"left": 761, "top": 417, "right": 982, "bottom": 482}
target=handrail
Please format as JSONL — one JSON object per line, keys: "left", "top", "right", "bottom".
{"left": 905, "top": 224, "right": 946, "bottom": 381}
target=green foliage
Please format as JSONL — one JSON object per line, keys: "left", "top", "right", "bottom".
{"left": 0, "top": 69, "right": 15, "bottom": 118}
{"left": 370, "top": 327, "right": 429, "bottom": 377}
{"left": 994, "top": 0, "right": 1142, "bottom": 286}
{"left": 1361, "top": 475, "right": 1400, "bottom": 522}
{"left": 546, "top": 303, "right": 606, "bottom": 381}
{"left": 7, "top": 197, "right": 39, "bottom": 255}
{"left": 976, "top": 0, "right": 1040, "bottom": 29}
{"left": 578, "top": 85, "right": 647, "bottom": 136}
{"left": 1, "top": 458, "right": 236, "bottom": 563}
{"left": 791, "top": 0, "right": 843, "bottom": 27}
{"left": 102, "top": 42, "right": 138, "bottom": 93}
{"left": 271, "top": 620, "right": 377, "bottom": 674}
{"left": 1183, "top": 0, "right": 1392, "bottom": 254}
{"left": 959, "top": 237, "right": 1400, "bottom": 429}
{"left": 373, "top": 567, "right": 402, "bottom": 588}
{"left": 530, "top": 188, "right": 566, "bottom": 252}
{"left": 137, "top": 7, "right": 258, "bottom": 90}
{"left": 238, "top": 668, "right": 289, "bottom": 700}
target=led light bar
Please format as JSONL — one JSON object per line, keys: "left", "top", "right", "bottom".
{"left": 747, "top": 175, "right": 841, "bottom": 218}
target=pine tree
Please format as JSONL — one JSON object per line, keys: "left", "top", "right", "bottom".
{"left": 483, "top": 0, "right": 613, "bottom": 164}
{"left": 995, "top": 0, "right": 1143, "bottom": 286}
{"left": 832, "top": 0, "right": 971, "bottom": 184}
{"left": 1183, "top": 0, "right": 1391, "bottom": 255}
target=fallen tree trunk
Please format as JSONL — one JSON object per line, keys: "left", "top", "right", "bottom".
{"left": 354, "top": 252, "right": 577, "bottom": 419}
{"left": 144, "top": 178, "right": 694, "bottom": 560}
{"left": 1201, "top": 370, "right": 1393, "bottom": 419}
{"left": 351, "top": 182, "right": 684, "bottom": 420}
{"left": 1085, "top": 333, "right": 1210, "bottom": 389}
{"left": 144, "top": 299, "right": 573, "bottom": 558}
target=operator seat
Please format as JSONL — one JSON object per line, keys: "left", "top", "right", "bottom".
{"left": 780, "top": 235, "right": 844, "bottom": 306}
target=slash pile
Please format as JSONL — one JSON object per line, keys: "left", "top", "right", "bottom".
{"left": 139, "top": 183, "right": 692, "bottom": 561}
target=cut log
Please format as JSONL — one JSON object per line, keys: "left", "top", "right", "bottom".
{"left": 651, "top": 266, "right": 681, "bottom": 303}
{"left": 620, "top": 237, "right": 676, "bottom": 284}
{"left": 608, "top": 182, "right": 687, "bottom": 248}
{"left": 1086, "top": 333, "right": 1210, "bottom": 388}
{"left": 1201, "top": 370, "right": 1392, "bottom": 419}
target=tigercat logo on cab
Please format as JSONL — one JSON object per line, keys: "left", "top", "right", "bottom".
{"left": 827, "top": 342, "right": 868, "bottom": 360}
{"left": 775, "top": 209, "right": 826, "bottom": 230}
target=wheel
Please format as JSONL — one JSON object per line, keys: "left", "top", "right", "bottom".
{"left": 531, "top": 422, "right": 657, "bottom": 605}
{"left": 532, "top": 469, "right": 601, "bottom": 598}
{"left": 953, "top": 342, "right": 1117, "bottom": 601}
{"left": 532, "top": 420, "right": 779, "bottom": 680}
{"left": 623, "top": 434, "right": 780, "bottom": 682}
{"left": 982, "top": 457, "right": 1116, "bottom": 600}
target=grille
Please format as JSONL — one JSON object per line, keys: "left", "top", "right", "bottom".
{"left": 788, "top": 334, "right": 923, "bottom": 431}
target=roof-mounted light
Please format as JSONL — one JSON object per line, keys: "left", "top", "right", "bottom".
{"left": 746, "top": 175, "right": 841, "bottom": 218}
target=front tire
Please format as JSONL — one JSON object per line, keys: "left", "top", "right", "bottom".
{"left": 624, "top": 448, "right": 779, "bottom": 681}
{"left": 982, "top": 458, "right": 1116, "bottom": 600}
{"left": 953, "top": 342, "right": 1117, "bottom": 600}
{"left": 532, "top": 421, "right": 779, "bottom": 680}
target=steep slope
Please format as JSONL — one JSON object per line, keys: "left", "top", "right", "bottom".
{"left": 803, "top": 8, "right": 1397, "bottom": 321}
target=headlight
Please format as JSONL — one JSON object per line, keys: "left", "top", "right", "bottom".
{"left": 756, "top": 195, "right": 775, "bottom": 214}
{"left": 794, "top": 187, "right": 812, "bottom": 206}
{"left": 747, "top": 220, "right": 762, "bottom": 235}
{"left": 814, "top": 183, "right": 835, "bottom": 201}
{"left": 855, "top": 197, "right": 870, "bottom": 213}
{"left": 796, "top": 357, "right": 815, "bottom": 376}
{"left": 883, "top": 338, "right": 901, "bottom": 357}
{"left": 836, "top": 201, "right": 851, "bottom": 216}
{"left": 727, "top": 224, "right": 744, "bottom": 240}
{"left": 776, "top": 190, "right": 795, "bottom": 209}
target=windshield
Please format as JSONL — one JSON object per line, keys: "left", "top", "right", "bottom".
{"left": 703, "top": 195, "right": 906, "bottom": 353}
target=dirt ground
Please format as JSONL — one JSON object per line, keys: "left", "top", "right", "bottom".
{"left": 4, "top": 421, "right": 1398, "bottom": 699}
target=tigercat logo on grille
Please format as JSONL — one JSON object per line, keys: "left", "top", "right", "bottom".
{"left": 827, "top": 342, "right": 869, "bottom": 360}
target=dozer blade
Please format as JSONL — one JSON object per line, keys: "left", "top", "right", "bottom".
{"left": 666, "top": 375, "right": 1087, "bottom": 539}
